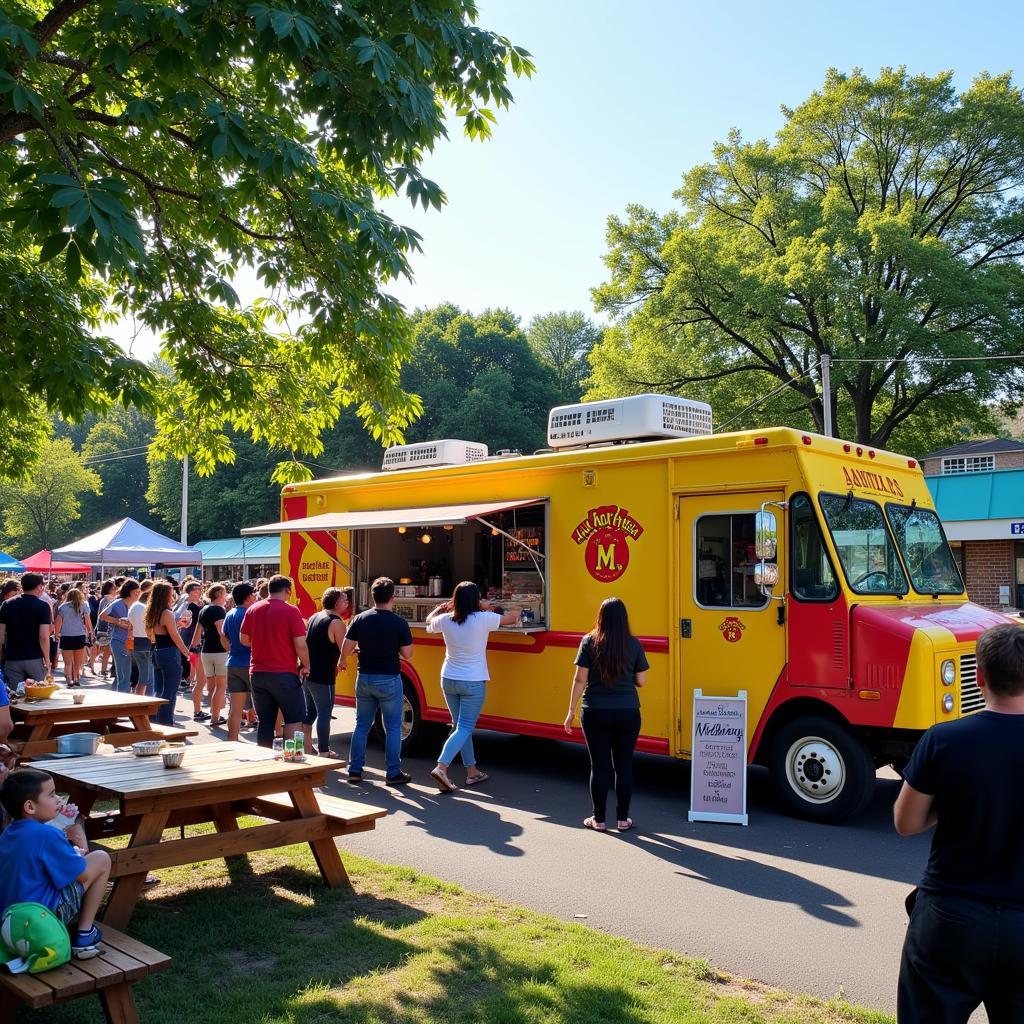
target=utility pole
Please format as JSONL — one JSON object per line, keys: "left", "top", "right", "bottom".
{"left": 820, "top": 354, "right": 833, "bottom": 437}
{"left": 180, "top": 454, "right": 189, "bottom": 545}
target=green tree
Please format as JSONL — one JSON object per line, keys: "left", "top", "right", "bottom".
{"left": 591, "top": 68, "right": 1024, "bottom": 449}
{"left": 404, "top": 306, "right": 559, "bottom": 454}
{"left": 527, "top": 311, "right": 603, "bottom": 404}
{"left": 146, "top": 434, "right": 281, "bottom": 540}
{"left": 77, "top": 405, "right": 157, "bottom": 534}
{"left": 0, "top": 435, "right": 101, "bottom": 550}
{"left": 0, "top": 1, "right": 533, "bottom": 481}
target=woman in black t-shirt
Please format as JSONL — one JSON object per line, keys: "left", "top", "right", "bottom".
{"left": 564, "top": 598, "right": 649, "bottom": 832}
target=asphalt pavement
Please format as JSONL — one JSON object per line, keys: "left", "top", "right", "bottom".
{"left": 81, "top": 676, "right": 986, "bottom": 1019}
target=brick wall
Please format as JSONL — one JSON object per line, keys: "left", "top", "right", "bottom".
{"left": 963, "top": 540, "right": 1015, "bottom": 609}
{"left": 921, "top": 450, "right": 1024, "bottom": 477}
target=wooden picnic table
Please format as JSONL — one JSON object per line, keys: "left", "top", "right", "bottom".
{"left": 45, "top": 742, "right": 384, "bottom": 929}
{"left": 9, "top": 691, "right": 170, "bottom": 756}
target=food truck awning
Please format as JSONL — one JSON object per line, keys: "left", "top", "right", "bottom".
{"left": 241, "top": 499, "right": 545, "bottom": 536}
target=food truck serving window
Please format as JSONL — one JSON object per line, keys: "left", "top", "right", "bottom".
{"left": 348, "top": 500, "right": 549, "bottom": 630}
{"left": 818, "top": 492, "right": 908, "bottom": 596}
{"left": 885, "top": 504, "right": 964, "bottom": 596}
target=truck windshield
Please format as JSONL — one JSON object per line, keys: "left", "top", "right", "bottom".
{"left": 885, "top": 504, "right": 965, "bottom": 595}
{"left": 818, "top": 492, "right": 909, "bottom": 595}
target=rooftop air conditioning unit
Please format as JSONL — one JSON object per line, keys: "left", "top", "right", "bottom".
{"left": 546, "top": 394, "right": 713, "bottom": 449}
{"left": 382, "top": 439, "right": 489, "bottom": 472}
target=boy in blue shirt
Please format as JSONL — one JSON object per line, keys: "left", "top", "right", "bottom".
{"left": 0, "top": 768, "right": 111, "bottom": 958}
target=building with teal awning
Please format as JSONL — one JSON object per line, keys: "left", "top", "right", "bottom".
{"left": 194, "top": 536, "right": 280, "bottom": 581}
{"left": 922, "top": 440, "right": 1024, "bottom": 611}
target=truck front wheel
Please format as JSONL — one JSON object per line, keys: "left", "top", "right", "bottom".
{"left": 767, "top": 716, "right": 875, "bottom": 824}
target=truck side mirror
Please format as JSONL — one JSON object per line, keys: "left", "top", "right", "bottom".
{"left": 754, "top": 562, "right": 779, "bottom": 589}
{"left": 755, "top": 511, "right": 778, "bottom": 561}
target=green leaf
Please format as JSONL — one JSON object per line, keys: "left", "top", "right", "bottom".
{"left": 64, "top": 242, "right": 82, "bottom": 284}
{"left": 39, "top": 233, "right": 70, "bottom": 263}
{"left": 50, "top": 187, "right": 85, "bottom": 208}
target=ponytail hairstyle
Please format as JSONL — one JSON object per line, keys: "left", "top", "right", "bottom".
{"left": 589, "top": 597, "right": 631, "bottom": 686}
{"left": 450, "top": 581, "right": 481, "bottom": 625}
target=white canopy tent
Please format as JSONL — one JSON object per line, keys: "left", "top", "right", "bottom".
{"left": 53, "top": 517, "right": 203, "bottom": 567}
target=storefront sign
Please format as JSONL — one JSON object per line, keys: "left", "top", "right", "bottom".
{"left": 1012, "top": 522, "right": 1024, "bottom": 535}
{"left": 688, "top": 690, "right": 748, "bottom": 826}
{"left": 571, "top": 505, "right": 644, "bottom": 583}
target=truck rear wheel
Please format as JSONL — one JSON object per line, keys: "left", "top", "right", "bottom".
{"left": 370, "top": 678, "right": 430, "bottom": 755}
{"left": 767, "top": 716, "right": 875, "bottom": 824}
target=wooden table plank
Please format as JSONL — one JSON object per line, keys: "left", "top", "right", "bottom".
{"left": 102, "top": 811, "right": 170, "bottom": 930}
{"left": 100, "top": 815, "right": 353, "bottom": 875}
{"left": 10, "top": 691, "right": 165, "bottom": 716}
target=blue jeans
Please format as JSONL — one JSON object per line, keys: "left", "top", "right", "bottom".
{"left": 152, "top": 646, "right": 182, "bottom": 726}
{"left": 131, "top": 639, "right": 154, "bottom": 695}
{"left": 438, "top": 678, "right": 487, "bottom": 767}
{"left": 348, "top": 673, "right": 403, "bottom": 778}
{"left": 303, "top": 681, "right": 336, "bottom": 753}
{"left": 111, "top": 640, "right": 133, "bottom": 693}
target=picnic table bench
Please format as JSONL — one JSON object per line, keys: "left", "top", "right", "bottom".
{"left": 0, "top": 925, "right": 169, "bottom": 1023}
{"left": 47, "top": 742, "right": 386, "bottom": 928}
{"left": 8, "top": 691, "right": 194, "bottom": 757}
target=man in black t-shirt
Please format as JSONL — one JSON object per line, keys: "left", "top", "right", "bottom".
{"left": 342, "top": 577, "right": 413, "bottom": 785}
{"left": 895, "top": 623, "right": 1024, "bottom": 1022}
{"left": 0, "top": 572, "right": 53, "bottom": 686}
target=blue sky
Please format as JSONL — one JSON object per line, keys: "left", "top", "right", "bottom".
{"left": 381, "top": 0, "right": 1021, "bottom": 326}
{"left": 118, "top": 0, "right": 1020, "bottom": 355}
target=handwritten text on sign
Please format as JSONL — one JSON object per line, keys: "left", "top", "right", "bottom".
{"left": 689, "top": 691, "right": 748, "bottom": 826}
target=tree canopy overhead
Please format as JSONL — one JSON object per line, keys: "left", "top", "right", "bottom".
{"left": 591, "top": 68, "right": 1024, "bottom": 449}
{"left": 0, "top": 0, "right": 533, "bottom": 480}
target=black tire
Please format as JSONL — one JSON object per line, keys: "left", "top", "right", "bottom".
{"left": 767, "top": 715, "right": 875, "bottom": 824}
{"left": 369, "top": 678, "right": 432, "bottom": 755}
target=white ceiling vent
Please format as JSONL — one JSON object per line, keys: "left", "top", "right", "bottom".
{"left": 547, "top": 394, "right": 713, "bottom": 448}
{"left": 382, "top": 439, "right": 489, "bottom": 472}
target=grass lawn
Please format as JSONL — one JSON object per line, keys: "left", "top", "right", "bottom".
{"left": 35, "top": 827, "right": 894, "bottom": 1024}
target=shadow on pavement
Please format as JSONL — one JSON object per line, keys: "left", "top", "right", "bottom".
{"left": 335, "top": 725, "right": 927, "bottom": 887}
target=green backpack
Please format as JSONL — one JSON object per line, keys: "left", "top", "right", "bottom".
{"left": 0, "top": 902, "right": 71, "bottom": 974}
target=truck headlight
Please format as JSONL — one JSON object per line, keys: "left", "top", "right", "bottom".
{"left": 942, "top": 693, "right": 954, "bottom": 713}
{"left": 941, "top": 659, "right": 956, "bottom": 686}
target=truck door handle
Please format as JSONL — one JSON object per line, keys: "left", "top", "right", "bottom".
{"left": 679, "top": 619, "right": 692, "bottom": 639}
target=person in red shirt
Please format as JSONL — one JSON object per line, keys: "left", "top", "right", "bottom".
{"left": 239, "top": 575, "right": 310, "bottom": 748}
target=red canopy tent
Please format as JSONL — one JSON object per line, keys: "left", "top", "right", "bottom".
{"left": 19, "top": 550, "right": 92, "bottom": 575}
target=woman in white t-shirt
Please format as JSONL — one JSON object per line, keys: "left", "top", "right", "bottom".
{"left": 425, "top": 582, "right": 519, "bottom": 792}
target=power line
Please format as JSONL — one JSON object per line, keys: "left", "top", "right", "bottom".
{"left": 830, "top": 354, "right": 1023, "bottom": 365}
{"left": 715, "top": 369, "right": 816, "bottom": 433}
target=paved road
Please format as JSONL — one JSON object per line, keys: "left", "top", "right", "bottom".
{"left": 309, "top": 707, "right": 927, "bottom": 1016}
{"left": 83, "top": 680, "right": 984, "bottom": 1019}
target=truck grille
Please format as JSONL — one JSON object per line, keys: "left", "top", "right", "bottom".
{"left": 959, "top": 654, "right": 984, "bottom": 715}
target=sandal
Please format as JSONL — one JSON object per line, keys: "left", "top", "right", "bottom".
{"left": 430, "top": 767, "right": 458, "bottom": 793}
{"left": 464, "top": 771, "right": 489, "bottom": 786}
{"left": 583, "top": 816, "right": 607, "bottom": 832}
{"left": 320, "top": 750, "right": 342, "bottom": 760}
{"left": 617, "top": 818, "right": 634, "bottom": 832}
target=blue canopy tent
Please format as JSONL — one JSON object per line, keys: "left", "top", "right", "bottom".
{"left": 0, "top": 552, "right": 23, "bottom": 573}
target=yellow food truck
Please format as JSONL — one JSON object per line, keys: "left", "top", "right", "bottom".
{"left": 244, "top": 394, "right": 1008, "bottom": 822}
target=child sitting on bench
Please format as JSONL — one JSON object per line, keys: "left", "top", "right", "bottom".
{"left": 0, "top": 768, "right": 111, "bottom": 959}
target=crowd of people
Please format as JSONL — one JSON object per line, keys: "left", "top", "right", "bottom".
{"left": 1, "top": 567, "right": 1022, "bottom": 1022}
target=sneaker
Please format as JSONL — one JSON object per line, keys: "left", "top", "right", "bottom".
{"left": 72, "top": 924, "right": 103, "bottom": 959}
{"left": 347, "top": 772, "right": 363, "bottom": 783}
{"left": 193, "top": 711, "right": 211, "bottom": 722}
{"left": 385, "top": 771, "right": 413, "bottom": 787}
{"left": 211, "top": 716, "right": 227, "bottom": 727}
